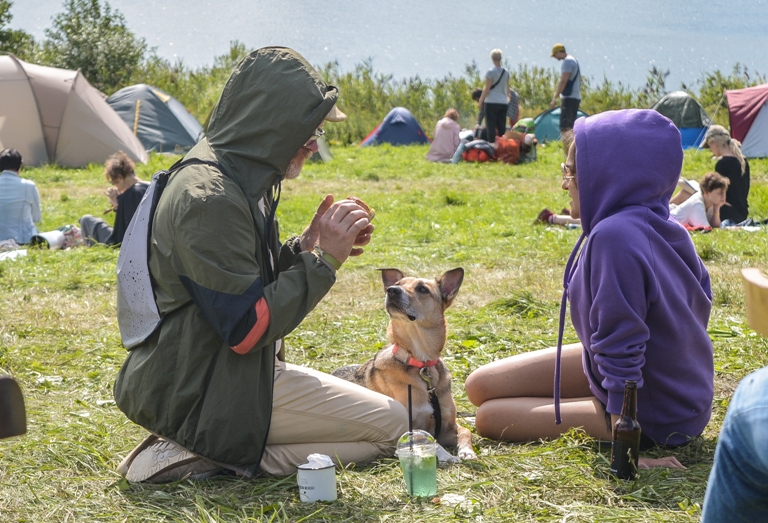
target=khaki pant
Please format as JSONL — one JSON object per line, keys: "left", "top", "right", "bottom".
{"left": 259, "top": 359, "right": 409, "bottom": 476}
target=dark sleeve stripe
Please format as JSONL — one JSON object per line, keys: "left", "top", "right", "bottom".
{"left": 231, "top": 298, "right": 270, "bottom": 354}
{"left": 178, "top": 275, "right": 264, "bottom": 347}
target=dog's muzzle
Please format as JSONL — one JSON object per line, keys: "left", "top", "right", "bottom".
{"left": 385, "top": 286, "right": 417, "bottom": 321}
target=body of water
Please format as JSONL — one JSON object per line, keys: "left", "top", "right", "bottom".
{"left": 12, "top": 0, "right": 768, "bottom": 92}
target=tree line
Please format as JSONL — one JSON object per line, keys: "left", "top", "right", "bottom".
{"left": 2, "top": 0, "right": 765, "bottom": 145}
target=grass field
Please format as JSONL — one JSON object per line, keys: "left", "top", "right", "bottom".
{"left": 1, "top": 142, "right": 767, "bottom": 522}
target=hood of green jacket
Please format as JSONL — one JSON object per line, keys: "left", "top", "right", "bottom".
{"left": 206, "top": 47, "right": 339, "bottom": 204}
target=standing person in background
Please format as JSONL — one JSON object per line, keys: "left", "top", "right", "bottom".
{"left": 550, "top": 43, "right": 581, "bottom": 154}
{"left": 426, "top": 109, "right": 461, "bottom": 162}
{"left": 79, "top": 151, "right": 148, "bottom": 246}
{"left": 477, "top": 49, "right": 510, "bottom": 144}
{"left": 701, "top": 125, "right": 751, "bottom": 226}
{"left": 0, "top": 148, "right": 41, "bottom": 244}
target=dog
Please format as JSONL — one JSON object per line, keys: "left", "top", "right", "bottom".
{"left": 333, "top": 268, "right": 476, "bottom": 462}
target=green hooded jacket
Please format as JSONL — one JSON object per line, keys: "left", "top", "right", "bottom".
{"left": 113, "top": 47, "right": 339, "bottom": 475}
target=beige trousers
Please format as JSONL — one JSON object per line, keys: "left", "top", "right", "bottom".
{"left": 259, "top": 359, "right": 409, "bottom": 476}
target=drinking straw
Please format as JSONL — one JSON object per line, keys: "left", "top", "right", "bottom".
{"left": 407, "top": 384, "right": 413, "bottom": 495}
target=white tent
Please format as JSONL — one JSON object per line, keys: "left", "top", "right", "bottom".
{"left": 0, "top": 54, "right": 147, "bottom": 167}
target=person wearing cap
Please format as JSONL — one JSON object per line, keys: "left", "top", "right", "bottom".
{"left": 0, "top": 148, "right": 41, "bottom": 244}
{"left": 113, "top": 47, "right": 408, "bottom": 483}
{"left": 701, "top": 124, "right": 751, "bottom": 225}
{"left": 549, "top": 43, "right": 581, "bottom": 153}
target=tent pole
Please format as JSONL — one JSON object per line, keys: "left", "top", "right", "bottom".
{"left": 133, "top": 100, "right": 141, "bottom": 135}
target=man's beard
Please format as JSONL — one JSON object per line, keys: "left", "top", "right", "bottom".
{"left": 284, "top": 146, "right": 313, "bottom": 180}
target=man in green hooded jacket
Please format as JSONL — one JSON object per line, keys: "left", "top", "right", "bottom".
{"left": 114, "top": 47, "right": 409, "bottom": 482}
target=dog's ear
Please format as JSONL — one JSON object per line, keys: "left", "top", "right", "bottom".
{"left": 438, "top": 268, "right": 464, "bottom": 307}
{"left": 379, "top": 268, "right": 405, "bottom": 289}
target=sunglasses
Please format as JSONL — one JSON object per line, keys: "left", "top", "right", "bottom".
{"left": 306, "top": 128, "right": 325, "bottom": 143}
{"left": 561, "top": 162, "right": 576, "bottom": 182}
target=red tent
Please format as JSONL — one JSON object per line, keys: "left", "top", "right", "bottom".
{"left": 726, "top": 83, "right": 768, "bottom": 158}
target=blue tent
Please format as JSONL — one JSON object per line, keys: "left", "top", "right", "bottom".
{"left": 107, "top": 84, "right": 204, "bottom": 154}
{"left": 533, "top": 107, "right": 590, "bottom": 143}
{"left": 360, "top": 107, "right": 430, "bottom": 146}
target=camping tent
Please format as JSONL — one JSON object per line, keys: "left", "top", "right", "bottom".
{"left": 107, "top": 84, "right": 204, "bottom": 153}
{"left": 726, "top": 83, "right": 768, "bottom": 158}
{"left": 0, "top": 55, "right": 147, "bottom": 167}
{"left": 360, "top": 107, "right": 430, "bottom": 146}
{"left": 650, "top": 91, "right": 712, "bottom": 149}
{"left": 532, "top": 107, "right": 589, "bottom": 143}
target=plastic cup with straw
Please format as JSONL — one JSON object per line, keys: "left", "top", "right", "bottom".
{"left": 396, "top": 384, "right": 438, "bottom": 496}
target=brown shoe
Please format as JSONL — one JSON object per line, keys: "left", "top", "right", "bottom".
{"left": 535, "top": 208, "right": 554, "bottom": 224}
{"left": 119, "top": 434, "right": 220, "bottom": 483}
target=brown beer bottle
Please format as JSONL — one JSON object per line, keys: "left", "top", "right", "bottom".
{"left": 610, "top": 380, "right": 641, "bottom": 480}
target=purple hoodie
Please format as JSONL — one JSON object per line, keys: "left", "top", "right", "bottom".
{"left": 556, "top": 109, "right": 714, "bottom": 446}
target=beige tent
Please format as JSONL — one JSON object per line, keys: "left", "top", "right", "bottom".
{"left": 0, "top": 54, "right": 147, "bottom": 167}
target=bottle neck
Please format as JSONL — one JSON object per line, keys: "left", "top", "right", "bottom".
{"left": 620, "top": 381, "right": 638, "bottom": 419}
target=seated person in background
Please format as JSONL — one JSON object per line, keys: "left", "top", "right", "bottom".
{"left": 670, "top": 172, "right": 728, "bottom": 229}
{"left": 425, "top": 109, "right": 461, "bottom": 162}
{"left": 79, "top": 151, "right": 148, "bottom": 246}
{"left": 465, "top": 110, "right": 712, "bottom": 470}
{"left": 702, "top": 125, "right": 750, "bottom": 226}
{"left": 536, "top": 205, "right": 580, "bottom": 227}
{"left": 0, "top": 148, "right": 41, "bottom": 244}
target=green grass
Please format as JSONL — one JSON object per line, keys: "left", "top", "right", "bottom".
{"left": 1, "top": 143, "right": 767, "bottom": 522}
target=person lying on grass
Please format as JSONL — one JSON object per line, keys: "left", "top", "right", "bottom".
{"left": 669, "top": 172, "right": 729, "bottom": 229}
{"left": 465, "top": 110, "right": 714, "bottom": 469}
{"left": 113, "top": 47, "right": 407, "bottom": 483}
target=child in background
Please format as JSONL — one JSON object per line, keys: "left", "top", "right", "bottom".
{"left": 670, "top": 172, "right": 729, "bottom": 229}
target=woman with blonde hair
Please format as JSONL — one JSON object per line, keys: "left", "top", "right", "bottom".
{"left": 477, "top": 49, "right": 510, "bottom": 144}
{"left": 701, "top": 125, "right": 750, "bottom": 225}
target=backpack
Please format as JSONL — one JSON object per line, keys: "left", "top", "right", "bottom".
{"left": 116, "top": 158, "right": 226, "bottom": 349}
{"left": 494, "top": 135, "right": 521, "bottom": 165}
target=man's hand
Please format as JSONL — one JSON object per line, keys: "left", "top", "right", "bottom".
{"left": 638, "top": 456, "right": 686, "bottom": 470}
{"left": 550, "top": 98, "right": 558, "bottom": 109}
{"left": 299, "top": 194, "right": 334, "bottom": 252}
{"left": 302, "top": 195, "right": 373, "bottom": 265}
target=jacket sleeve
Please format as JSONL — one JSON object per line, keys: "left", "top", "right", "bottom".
{"left": 585, "top": 228, "right": 657, "bottom": 415}
{"left": 29, "top": 182, "right": 41, "bottom": 224}
{"left": 170, "top": 192, "right": 334, "bottom": 355}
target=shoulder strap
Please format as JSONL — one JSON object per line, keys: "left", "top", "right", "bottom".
{"left": 146, "top": 158, "right": 229, "bottom": 253}
{"left": 490, "top": 68, "right": 508, "bottom": 90}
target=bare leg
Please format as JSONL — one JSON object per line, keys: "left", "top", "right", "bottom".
{"left": 551, "top": 215, "right": 581, "bottom": 226}
{"left": 465, "top": 343, "right": 591, "bottom": 405}
{"left": 670, "top": 190, "right": 692, "bottom": 206}
{"left": 475, "top": 396, "right": 611, "bottom": 442}
{"left": 465, "top": 343, "right": 610, "bottom": 442}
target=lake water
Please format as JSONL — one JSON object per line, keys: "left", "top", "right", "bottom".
{"left": 12, "top": 0, "right": 768, "bottom": 92}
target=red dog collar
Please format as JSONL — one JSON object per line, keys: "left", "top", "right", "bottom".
{"left": 392, "top": 344, "right": 439, "bottom": 368}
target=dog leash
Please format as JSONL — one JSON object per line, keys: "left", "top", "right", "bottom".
{"left": 419, "top": 367, "right": 442, "bottom": 440}
{"left": 391, "top": 345, "right": 442, "bottom": 440}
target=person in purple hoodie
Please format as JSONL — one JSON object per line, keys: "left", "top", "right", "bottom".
{"left": 466, "top": 110, "right": 713, "bottom": 468}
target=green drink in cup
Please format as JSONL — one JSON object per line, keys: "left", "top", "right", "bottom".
{"left": 396, "top": 430, "right": 437, "bottom": 497}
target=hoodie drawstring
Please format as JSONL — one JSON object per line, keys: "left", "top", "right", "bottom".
{"left": 263, "top": 180, "right": 282, "bottom": 283}
{"left": 554, "top": 231, "right": 587, "bottom": 425}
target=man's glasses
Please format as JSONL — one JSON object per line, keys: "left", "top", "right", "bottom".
{"left": 561, "top": 162, "right": 576, "bottom": 182}
{"left": 306, "top": 128, "right": 325, "bottom": 143}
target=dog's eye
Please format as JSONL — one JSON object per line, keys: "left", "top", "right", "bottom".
{"left": 416, "top": 285, "right": 429, "bottom": 294}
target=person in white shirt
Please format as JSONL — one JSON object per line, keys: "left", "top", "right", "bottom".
{"left": 0, "top": 149, "right": 41, "bottom": 244}
{"left": 670, "top": 172, "right": 729, "bottom": 229}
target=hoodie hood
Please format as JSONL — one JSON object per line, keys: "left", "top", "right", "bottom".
{"left": 205, "top": 47, "right": 339, "bottom": 202}
{"left": 553, "top": 109, "right": 684, "bottom": 424}
{"left": 574, "top": 109, "right": 682, "bottom": 235}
